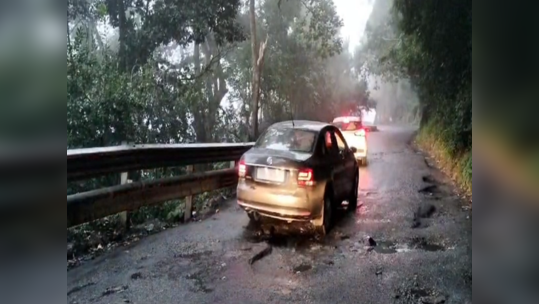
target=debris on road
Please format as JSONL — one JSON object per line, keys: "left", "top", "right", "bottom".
{"left": 334, "top": 230, "right": 350, "bottom": 241}
{"left": 293, "top": 263, "right": 312, "bottom": 273}
{"left": 248, "top": 245, "right": 273, "bottom": 265}
{"left": 130, "top": 272, "right": 143, "bottom": 280}
{"left": 101, "top": 285, "right": 128, "bottom": 297}
{"left": 67, "top": 281, "right": 96, "bottom": 296}
{"left": 367, "top": 236, "right": 377, "bottom": 247}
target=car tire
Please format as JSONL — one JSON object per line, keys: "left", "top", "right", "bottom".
{"left": 315, "top": 191, "right": 334, "bottom": 236}
{"left": 348, "top": 171, "right": 359, "bottom": 212}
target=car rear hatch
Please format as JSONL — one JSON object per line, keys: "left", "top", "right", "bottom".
{"left": 241, "top": 148, "right": 311, "bottom": 193}
{"left": 340, "top": 130, "right": 366, "bottom": 151}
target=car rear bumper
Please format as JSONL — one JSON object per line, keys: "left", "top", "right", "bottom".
{"left": 237, "top": 181, "right": 323, "bottom": 222}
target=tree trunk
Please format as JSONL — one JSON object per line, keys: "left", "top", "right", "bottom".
{"left": 249, "top": 0, "right": 259, "bottom": 141}
{"left": 67, "top": 17, "right": 74, "bottom": 65}
{"left": 117, "top": 0, "right": 128, "bottom": 73}
{"left": 192, "top": 43, "right": 207, "bottom": 143}
{"left": 248, "top": 1, "right": 269, "bottom": 142}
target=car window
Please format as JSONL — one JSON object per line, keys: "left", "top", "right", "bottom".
{"left": 255, "top": 127, "right": 317, "bottom": 153}
{"left": 332, "top": 121, "right": 361, "bottom": 131}
{"left": 334, "top": 131, "right": 347, "bottom": 152}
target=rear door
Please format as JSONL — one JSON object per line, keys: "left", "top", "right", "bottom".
{"left": 335, "top": 130, "right": 355, "bottom": 195}
{"left": 316, "top": 129, "right": 341, "bottom": 198}
{"left": 327, "top": 129, "right": 348, "bottom": 199}
{"left": 334, "top": 129, "right": 357, "bottom": 194}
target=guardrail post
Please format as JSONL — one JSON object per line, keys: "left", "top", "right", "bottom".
{"left": 119, "top": 141, "right": 132, "bottom": 230}
{"left": 184, "top": 165, "right": 194, "bottom": 222}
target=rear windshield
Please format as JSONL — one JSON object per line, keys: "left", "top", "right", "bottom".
{"left": 332, "top": 121, "right": 362, "bottom": 131}
{"left": 255, "top": 128, "right": 317, "bottom": 153}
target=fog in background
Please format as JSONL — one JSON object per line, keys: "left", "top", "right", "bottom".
{"left": 360, "top": 0, "right": 420, "bottom": 125}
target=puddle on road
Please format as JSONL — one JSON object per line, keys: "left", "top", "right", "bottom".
{"left": 372, "top": 241, "right": 398, "bottom": 254}
{"left": 368, "top": 238, "right": 446, "bottom": 254}
{"left": 409, "top": 238, "right": 445, "bottom": 252}
{"left": 241, "top": 217, "right": 343, "bottom": 252}
{"left": 410, "top": 288, "right": 429, "bottom": 298}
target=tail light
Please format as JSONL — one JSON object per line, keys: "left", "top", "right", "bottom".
{"left": 238, "top": 160, "right": 246, "bottom": 178}
{"left": 297, "top": 168, "right": 315, "bottom": 187}
{"left": 355, "top": 128, "right": 366, "bottom": 137}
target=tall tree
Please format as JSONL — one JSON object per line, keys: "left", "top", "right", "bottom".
{"left": 249, "top": 0, "right": 269, "bottom": 140}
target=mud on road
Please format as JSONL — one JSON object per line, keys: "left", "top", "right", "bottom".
{"left": 67, "top": 125, "right": 472, "bottom": 304}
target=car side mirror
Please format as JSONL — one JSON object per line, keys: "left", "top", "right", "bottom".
{"left": 350, "top": 147, "right": 358, "bottom": 153}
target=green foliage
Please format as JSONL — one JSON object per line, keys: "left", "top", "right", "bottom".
{"left": 227, "top": 0, "right": 368, "bottom": 128}
{"left": 461, "top": 152, "right": 472, "bottom": 190}
{"left": 364, "top": 0, "right": 471, "bottom": 154}
{"left": 417, "top": 121, "right": 471, "bottom": 195}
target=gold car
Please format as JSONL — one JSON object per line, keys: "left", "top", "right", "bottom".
{"left": 237, "top": 120, "right": 359, "bottom": 235}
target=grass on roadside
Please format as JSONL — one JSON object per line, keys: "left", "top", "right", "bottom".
{"left": 415, "top": 123, "right": 472, "bottom": 198}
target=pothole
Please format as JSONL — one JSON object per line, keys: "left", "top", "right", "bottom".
{"left": 418, "top": 185, "right": 440, "bottom": 195}
{"left": 367, "top": 238, "right": 446, "bottom": 254}
{"left": 293, "top": 263, "right": 312, "bottom": 273}
{"left": 242, "top": 221, "right": 333, "bottom": 253}
{"left": 372, "top": 241, "right": 398, "bottom": 254}
{"left": 411, "top": 288, "right": 430, "bottom": 298}
{"left": 422, "top": 175, "right": 439, "bottom": 184}
{"left": 185, "top": 271, "right": 214, "bottom": 293}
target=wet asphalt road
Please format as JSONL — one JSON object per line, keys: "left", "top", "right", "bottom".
{"left": 67, "top": 125, "right": 472, "bottom": 304}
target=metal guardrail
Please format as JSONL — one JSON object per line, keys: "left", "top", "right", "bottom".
{"left": 67, "top": 143, "right": 255, "bottom": 181}
{"left": 66, "top": 142, "right": 255, "bottom": 228}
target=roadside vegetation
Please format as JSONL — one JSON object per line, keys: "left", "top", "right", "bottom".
{"left": 359, "top": 0, "right": 472, "bottom": 196}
